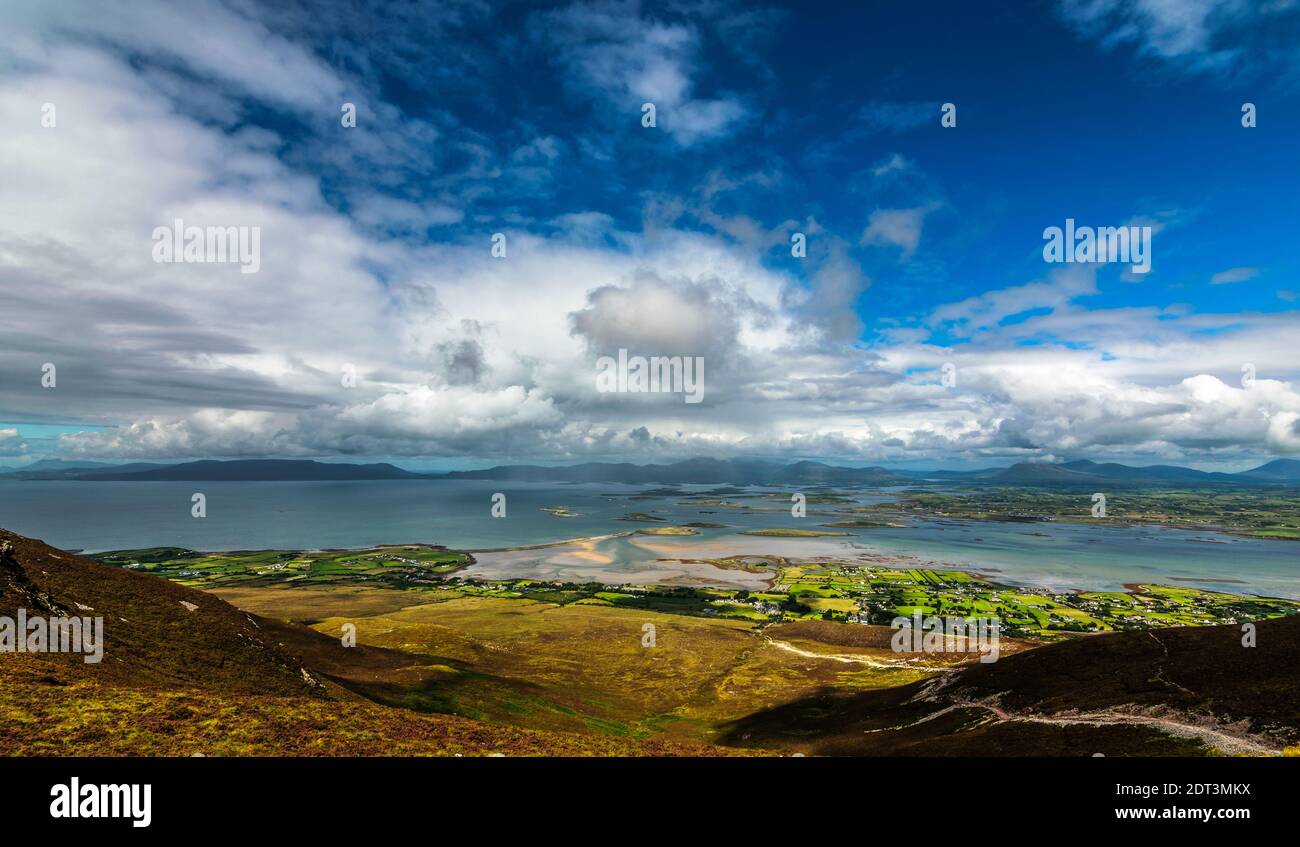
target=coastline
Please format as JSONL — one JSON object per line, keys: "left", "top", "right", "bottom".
{"left": 463, "top": 531, "right": 1296, "bottom": 602}
{"left": 79, "top": 526, "right": 1300, "bottom": 602}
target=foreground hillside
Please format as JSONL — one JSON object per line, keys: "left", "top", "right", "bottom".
{"left": 720, "top": 615, "right": 1300, "bottom": 755}
{"left": 208, "top": 570, "right": 1297, "bottom": 756}
{"left": 0, "top": 529, "right": 738, "bottom": 756}
{"left": 0, "top": 654, "right": 735, "bottom": 756}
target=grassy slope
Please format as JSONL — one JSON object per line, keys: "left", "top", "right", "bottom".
{"left": 0, "top": 528, "right": 324, "bottom": 696}
{"left": 0, "top": 655, "right": 734, "bottom": 756}
{"left": 0, "top": 529, "right": 743, "bottom": 757}
{"left": 210, "top": 587, "right": 941, "bottom": 744}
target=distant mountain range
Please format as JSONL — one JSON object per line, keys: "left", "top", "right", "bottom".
{"left": 24, "top": 459, "right": 118, "bottom": 471}
{"left": 439, "top": 457, "right": 909, "bottom": 485}
{"left": 0, "top": 459, "right": 116, "bottom": 474}
{"left": 1, "top": 456, "right": 1298, "bottom": 486}
{"left": 924, "top": 458, "right": 1300, "bottom": 488}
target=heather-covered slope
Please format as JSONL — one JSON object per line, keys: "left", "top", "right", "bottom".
{"left": 0, "top": 528, "right": 325, "bottom": 696}
{"left": 0, "top": 529, "right": 742, "bottom": 756}
{"left": 719, "top": 614, "right": 1300, "bottom": 756}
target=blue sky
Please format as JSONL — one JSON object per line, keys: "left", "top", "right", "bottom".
{"left": 1, "top": 0, "right": 1298, "bottom": 470}
{"left": 297, "top": 0, "right": 1300, "bottom": 330}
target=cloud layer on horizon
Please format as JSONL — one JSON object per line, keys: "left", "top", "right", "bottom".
{"left": 1, "top": 0, "right": 1298, "bottom": 470}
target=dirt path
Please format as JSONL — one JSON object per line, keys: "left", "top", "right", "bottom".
{"left": 765, "top": 640, "right": 1282, "bottom": 756}
{"left": 765, "top": 636, "right": 894, "bottom": 667}
{"left": 957, "top": 695, "right": 1281, "bottom": 756}
{"left": 762, "top": 636, "right": 955, "bottom": 670}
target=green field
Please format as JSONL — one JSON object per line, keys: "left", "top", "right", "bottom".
{"left": 92, "top": 545, "right": 472, "bottom": 589}
{"left": 93, "top": 544, "right": 1300, "bottom": 640}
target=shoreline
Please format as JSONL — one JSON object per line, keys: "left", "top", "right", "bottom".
{"left": 72, "top": 528, "right": 1300, "bottom": 602}
{"left": 887, "top": 506, "right": 1300, "bottom": 542}
{"left": 466, "top": 534, "right": 1297, "bottom": 602}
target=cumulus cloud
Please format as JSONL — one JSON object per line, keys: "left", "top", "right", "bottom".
{"left": 60, "top": 411, "right": 302, "bottom": 460}
{"left": 324, "top": 385, "right": 563, "bottom": 453}
{"left": 1266, "top": 411, "right": 1300, "bottom": 453}
{"left": 0, "top": 428, "right": 28, "bottom": 458}
{"left": 781, "top": 244, "right": 870, "bottom": 342}
{"left": 569, "top": 272, "right": 749, "bottom": 360}
{"left": 4, "top": 0, "right": 1300, "bottom": 471}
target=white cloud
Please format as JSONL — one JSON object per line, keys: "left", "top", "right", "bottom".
{"left": 1210, "top": 266, "right": 1259, "bottom": 284}
{"left": 537, "top": 1, "right": 748, "bottom": 145}
{"left": 930, "top": 266, "right": 1098, "bottom": 331}
{"left": 1055, "top": 0, "right": 1295, "bottom": 75}
{"left": 350, "top": 193, "right": 464, "bottom": 232}
{"left": 872, "top": 153, "right": 912, "bottom": 178}
{"left": 568, "top": 273, "right": 748, "bottom": 360}
{"left": 10, "top": 0, "right": 347, "bottom": 111}
{"left": 60, "top": 411, "right": 301, "bottom": 459}
{"left": 323, "top": 385, "right": 563, "bottom": 454}
{"left": 860, "top": 204, "right": 938, "bottom": 260}
{"left": 0, "top": 428, "right": 28, "bottom": 457}
{"left": 1266, "top": 411, "right": 1300, "bottom": 453}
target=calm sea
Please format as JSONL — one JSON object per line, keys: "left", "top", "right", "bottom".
{"left": 1, "top": 479, "right": 1297, "bottom": 598}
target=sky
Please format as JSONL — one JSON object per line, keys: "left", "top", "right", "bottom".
{"left": 1, "top": 0, "right": 1298, "bottom": 471}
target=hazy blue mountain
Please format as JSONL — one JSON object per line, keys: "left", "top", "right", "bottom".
{"left": 928, "top": 459, "right": 1299, "bottom": 488}
{"left": 1056, "top": 459, "right": 1224, "bottom": 484}
{"left": 3, "top": 462, "right": 168, "bottom": 480}
{"left": 78, "top": 459, "right": 425, "bottom": 481}
{"left": 3, "top": 456, "right": 1297, "bottom": 486}
{"left": 22, "top": 459, "right": 118, "bottom": 471}
{"left": 1236, "top": 458, "right": 1300, "bottom": 482}
{"left": 903, "top": 463, "right": 1097, "bottom": 484}
{"left": 439, "top": 458, "right": 909, "bottom": 485}
{"left": 0, "top": 459, "right": 123, "bottom": 477}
